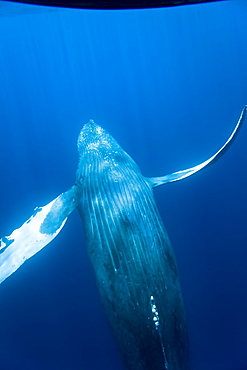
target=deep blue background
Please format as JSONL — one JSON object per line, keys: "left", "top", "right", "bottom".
{"left": 0, "top": 0, "right": 247, "bottom": 369}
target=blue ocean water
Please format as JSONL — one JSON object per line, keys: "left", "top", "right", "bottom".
{"left": 0, "top": 0, "right": 247, "bottom": 369}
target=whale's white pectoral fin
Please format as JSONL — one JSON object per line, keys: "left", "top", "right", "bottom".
{"left": 149, "top": 106, "right": 247, "bottom": 187}
{"left": 0, "top": 185, "right": 81, "bottom": 284}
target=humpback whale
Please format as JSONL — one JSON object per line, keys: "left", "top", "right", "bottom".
{"left": 0, "top": 106, "right": 246, "bottom": 369}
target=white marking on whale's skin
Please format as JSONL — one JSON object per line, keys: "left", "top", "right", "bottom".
{"left": 0, "top": 107, "right": 246, "bottom": 369}
{"left": 150, "top": 295, "right": 168, "bottom": 369}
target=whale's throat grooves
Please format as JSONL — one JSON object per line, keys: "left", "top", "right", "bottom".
{"left": 76, "top": 124, "right": 189, "bottom": 370}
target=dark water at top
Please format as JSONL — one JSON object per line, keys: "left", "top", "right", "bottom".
{"left": 0, "top": 0, "right": 247, "bottom": 369}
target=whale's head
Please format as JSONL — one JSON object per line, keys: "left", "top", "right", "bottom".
{"left": 77, "top": 120, "right": 122, "bottom": 155}
{"left": 76, "top": 120, "right": 140, "bottom": 182}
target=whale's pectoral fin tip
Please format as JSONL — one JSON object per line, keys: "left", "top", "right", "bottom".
{"left": 149, "top": 105, "right": 247, "bottom": 187}
{"left": 0, "top": 185, "right": 81, "bottom": 285}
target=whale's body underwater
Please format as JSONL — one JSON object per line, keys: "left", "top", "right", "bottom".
{"left": 0, "top": 107, "right": 246, "bottom": 370}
